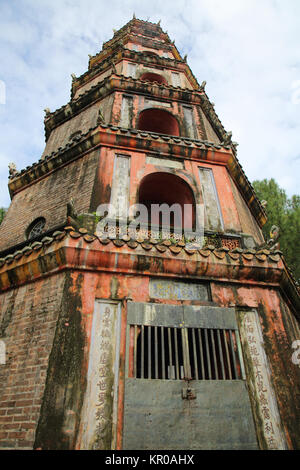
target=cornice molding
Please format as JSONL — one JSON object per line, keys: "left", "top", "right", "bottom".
{"left": 8, "top": 122, "right": 267, "bottom": 227}
{"left": 77, "top": 46, "right": 188, "bottom": 98}
{"left": 71, "top": 45, "right": 196, "bottom": 99}
{"left": 47, "top": 72, "right": 225, "bottom": 143}
{"left": 0, "top": 229, "right": 298, "bottom": 317}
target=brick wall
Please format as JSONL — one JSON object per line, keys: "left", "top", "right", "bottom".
{"left": 0, "top": 274, "right": 65, "bottom": 449}
{"left": 41, "top": 102, "right": 100, "bottom": 159}
{"left": 0, "top": 150, "right": 100, "bottom": 252}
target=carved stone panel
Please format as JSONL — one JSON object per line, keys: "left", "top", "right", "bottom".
{"left": 198, "top": 167, "right": 224, "bottom": 232}
{"left": 149, "top": 279, "right": 209, "bottom": 301}
{"left": 109, "top": 154, "right": 131, "bottom": 219}
{"left": 238, "top": 309, "right": 287, "bottom": 450}
{"left": 120, "top": 96, "right": 133, "bottom": 128}
{"left": 78, "top": 301, "right": 121, "bottom": 450}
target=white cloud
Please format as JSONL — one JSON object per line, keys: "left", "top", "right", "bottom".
{"left": 0, "top": 0, "right": 299, "bottom": 208}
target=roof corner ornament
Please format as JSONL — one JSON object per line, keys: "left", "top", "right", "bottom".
{"left": 133, "top": 12, "right": 136, "bottom": 19}
{"left": 222, "top": 131, "right": 232, "bottom": 145}
{"left": 111, "top": 60, "right": 117, "bottom": 73}
{"left": 71, "top": 73, "right": 77, "bottom": 81}
{"left": 200, "top": 81, "right": 206, "bottom": 91}
{"left": 258, "top": 225, "right": 280, "bottom": 251}
{"left": 88, "top": 54, "right": 92, "bottom": 59}
{"left": 44, "top": 108, "right": 51, "bottom": 117}
{"left": 66, "top": 198, "right": 80, "bottom": 229}
{"left": 157, "top": 19, "right": 161, "bottom": 26}
{"left": 183, "top": 54, "right": 187, "bottom": 62}
{"left": 97, "top": 107, "right": 105, "bottom": 124}
{"left": 261, "top": 200, "right": 268, "bottom": 209}
{"left": 267, "top": 225, "right": 280, "bottom": 251}
{"left": 67, "top": 198, "right": 77, "bottom": 219}
{"left": 8, "top": 162, "right": 17, "bottom": 178}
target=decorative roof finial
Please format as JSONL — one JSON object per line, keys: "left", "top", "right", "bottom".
{"left": 133, "top": 12, "right": 136, "bottom": 19}
{"left": 111, "top": 60, "right": 116, "bottom": 73}
{"left": 97, "top": 108, "right": 105, "bottom": 125}
{"left": 223, "top": 131, "right": 233, "bottom": 145}
{"left": 261, "top": 200, "right": 268, "bottom": 209}
{"left": 200, "top": 80, "right": 207, "bottom": 91}
{"left": 157, "top": 19, "right": 161, "bottom": 26}
{"left": 71, "top": 73, "right": 76, "bottom": 81}
{"left": 44, "top": 108, "right": 51, "bottom": 116}
{"left": 8, "top": 162, "right": 17, "bottom": 178}
{"left": 183, "top": 54, "right": 187, "bottom": 62}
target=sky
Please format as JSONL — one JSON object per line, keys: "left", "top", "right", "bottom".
{"left": 0, "top": 0, "right": 299, "bottom": 208}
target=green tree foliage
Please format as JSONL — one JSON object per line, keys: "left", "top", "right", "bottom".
{"left": 0, "top": 208, "right": 6, "bottom": 225}
{"left": 252, "top": 179, "right": 300, "bottom": 283}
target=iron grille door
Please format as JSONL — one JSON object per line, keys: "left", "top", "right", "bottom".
{"left": 123, "top": 302, "right": 258, "bottom": 450}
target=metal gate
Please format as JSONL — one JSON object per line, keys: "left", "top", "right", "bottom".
{"left": 123, "top": 302, "right": 258, "bottom": 450}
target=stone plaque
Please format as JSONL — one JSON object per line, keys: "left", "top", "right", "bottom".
{"left": 198, "top": 167, "right": 224, "bottom": 232}
{"left": 120, "top": 96, "right": 133, "bottom": 127}
{"left": 109, "top": 154, "right": 131, "bottom": 219}
{"left": 239, "top": 310, "right": 287, "bottom": 450}
{"left": 78, "top": 301, "right": 121, "bottom": 450}
{"left": 146, "top": 156, "right": 183, "bottom": 169}
{"left": 149, "top": 279, "right": 209, "bottom": 301}
{"left": 144, "top": 99, "right": 171, "bottom": 109}
{"left": 183, "top": 106, "right": 196, "bottom": 139}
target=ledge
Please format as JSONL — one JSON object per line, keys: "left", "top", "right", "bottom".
{"left": 44, "top": 72, "right": 226, "bottom": 144}
{"left": 8, "top": 122, "right": 267, "bottom": 227}
{"left": 0, "top": 226, "right": 298, "bottom": 316}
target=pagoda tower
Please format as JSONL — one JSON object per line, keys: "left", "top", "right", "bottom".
{"left": 0, "top": 17, "right": 299, "bottom": 451}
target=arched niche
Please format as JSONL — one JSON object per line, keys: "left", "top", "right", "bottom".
{"left": 140, "top": 72, "right": 168, "bottom": 85}
{"left": 138, "top": 172, "right": 195, "bottom": 229}
{"left": 137, "top": 108, "right": 180, "bottom": 136}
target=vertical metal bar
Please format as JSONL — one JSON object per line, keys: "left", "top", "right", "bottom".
{"left": 141, "top": 325, "right": 144, "bottom": 379}
{"left": 133, "top": 325, "right": 137, "bottom": 378}
{"left": 174, "top": 328, "right": 179, "bottom": 380}
{"left": 148, "top": 326, "right": 151, "bottom": 379}
{"left": 127, "top": 326, "right": 134, "bottom": 378}
{"left": 182, "top": 328, "right": 191, "bottom": 380}
{"left": 210, "top": 329, "right": 218, "bottom": 380}
{"left": 191, "top": 328, "right": 199, "bottom": 380}
{"left": 161, "top": 326, "right": 165, "bottom": 379}
{"left": 125, "top": 324, "right": 130, "bottom": 380}
{"left": 229, "top": 330, "right": 238, "bottom": 379}
{"left": 154, "top": 326, "right": 158, "bottom": 379}
{"left": 168, "top": 328, "right": 173, "bottom": 379}
{"left": 204, "top": 329, "right": 212, "bottom": 379}
{"left": 235, "top": 329, "right": 246, "bottom": 380}
{"left": 216, "top": 329, "right": 225, "bottom": 380}
{"left": 223, "top": 329, "right": 232, "bottom": 379}
{"left": 198, "top": 329, "right": 205, "bottom": 380}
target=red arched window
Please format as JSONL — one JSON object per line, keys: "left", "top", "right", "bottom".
{"left": 138, "top": 172, "right": 195, "bottom": 230}
{"left": 137, "top": 109, "right": 180, "bottom": 136}
{"left": 140, "top": 72, "right": 168, "bottom": 85}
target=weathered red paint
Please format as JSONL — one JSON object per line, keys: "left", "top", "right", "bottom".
{"left": 0, "top": 17, "right": 299, "bottom": 451}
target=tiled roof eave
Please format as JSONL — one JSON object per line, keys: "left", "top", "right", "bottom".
{"left": 0, "top": 228, "right": 298, "bottom": 317}
{"left": 8, "top": 123, "right": 266, "bottom": 226}
{"left": 46, "top": 73, "right": 225, "bottom": 141}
